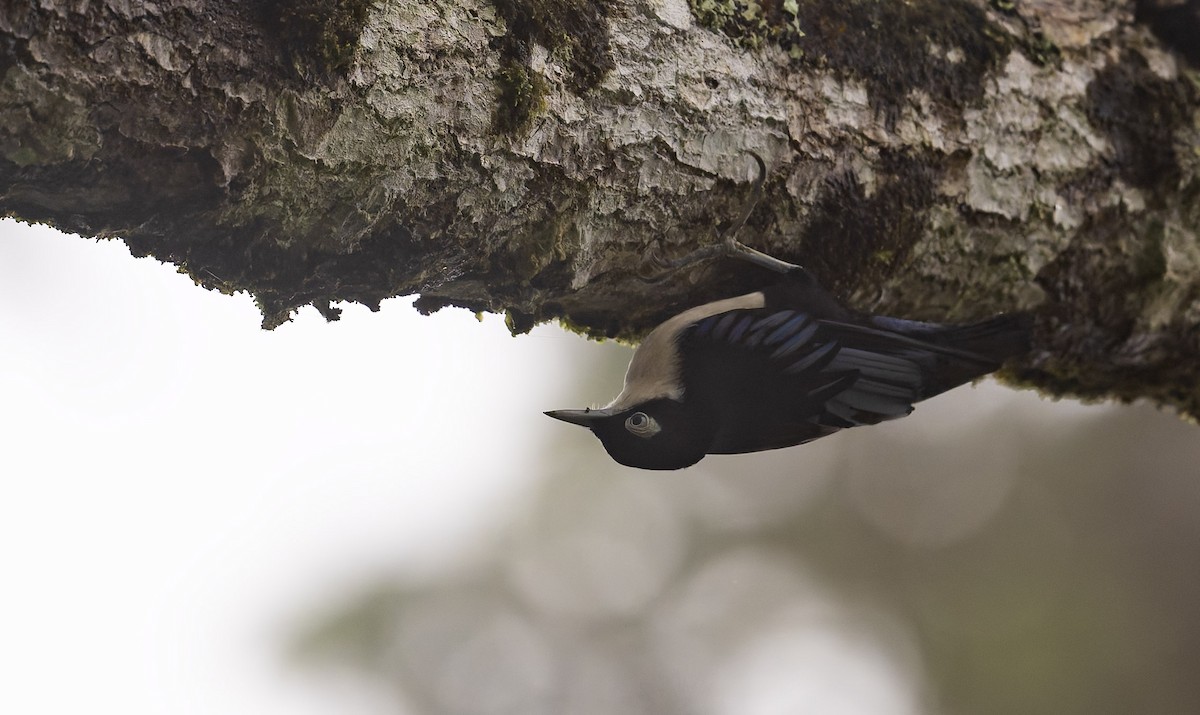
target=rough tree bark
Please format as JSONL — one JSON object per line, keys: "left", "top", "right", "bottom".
{"left": 2, "top": 1, "right": 1198, "bottom": 417}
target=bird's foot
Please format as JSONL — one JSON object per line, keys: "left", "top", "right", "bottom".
{"left": 720, "top": 236, "right": 804, "bottom": 274}
{"left": 637, "top": 237, "right": 727, "bottom": 282}
{"left": 638, "top": 234, "right": 803, "bottom": 281}
{"left": 636, "top": 152, "right": 806, "bottom": 281}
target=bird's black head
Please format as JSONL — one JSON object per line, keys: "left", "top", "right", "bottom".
{"left": 545, "top": 398, "right": 711, "bottom": 470}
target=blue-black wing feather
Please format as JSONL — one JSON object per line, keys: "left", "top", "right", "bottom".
{"left": 679, "top": 302, "right": 1028, "bottom": 455}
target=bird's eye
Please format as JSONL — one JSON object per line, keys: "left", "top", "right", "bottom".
{"left": 624, "top": 411, "right": 660, "bottom": 438}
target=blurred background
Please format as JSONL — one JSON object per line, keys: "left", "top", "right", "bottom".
{"left": 2, "top": 217, "right": 1199, "bottom": 715}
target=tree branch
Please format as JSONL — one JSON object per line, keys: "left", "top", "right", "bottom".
{"left": 2, "top": 0, "right": 1198, "bottom": 417}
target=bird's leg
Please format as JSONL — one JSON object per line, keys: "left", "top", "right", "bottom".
{"left": 637, "top": 234, "right": 728, "bottom": 281}
{"left": 638, "top": 153, "right": 805, "bottom": 281}
{"left": 719, "top": 234, "right": 803, "bottom": 274}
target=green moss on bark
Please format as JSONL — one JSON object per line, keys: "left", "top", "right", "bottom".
{"left": 688, "top": 0, "right": 806, "bottom": 53}
{"left": 262, "top": 0, "right": 373, "bottom": 79}
{"left": 494, "top": 57, "right": 549, "bottom": 134}
{"left": 489, "top": 0, "right": 614, "bottom": 134}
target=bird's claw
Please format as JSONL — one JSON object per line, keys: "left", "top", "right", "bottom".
{"left": 721, "top": 236, "right": 805, "bottom": 274}
{"left": 638, "top": 236, "right": 803, "bottom": 282}
{"left": 636, "top": 241, "right": 678, "bottom": 283}
{"left": 637, "top": 239, "right": 732, "bottom": 282}
{"left": 635, "top": 152, "right": 806, "bottom": 281}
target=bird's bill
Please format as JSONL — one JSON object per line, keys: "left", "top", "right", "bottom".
{"left": 543, "top": 408, "right": 612, "bottom": 427}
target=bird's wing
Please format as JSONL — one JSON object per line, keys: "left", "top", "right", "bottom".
{"left": 679, "top": 308, "right": 931, "bottom": 454}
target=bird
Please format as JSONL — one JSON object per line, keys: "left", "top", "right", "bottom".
{"left": 545, "top": 263, "right": 1032, "bottom": 470}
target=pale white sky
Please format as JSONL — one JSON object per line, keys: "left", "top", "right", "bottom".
{"left": 0, "top": 218, "right": 588, "bottom": 714}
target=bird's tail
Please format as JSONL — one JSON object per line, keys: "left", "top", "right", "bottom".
{"left": 921, "top": 312, "right": 1033, "bottom": 363}
{"left": 865, "top": 311, "right": 1034, "bottom": 397}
